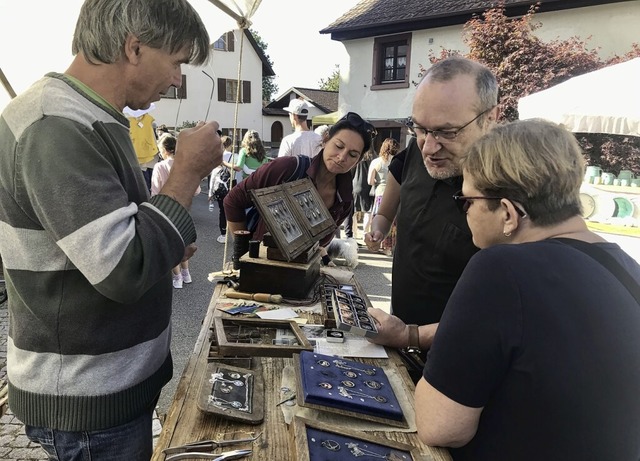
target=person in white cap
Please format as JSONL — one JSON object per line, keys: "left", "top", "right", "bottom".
{"left": 278, "top": 98, "right": 322, "bottom": 158}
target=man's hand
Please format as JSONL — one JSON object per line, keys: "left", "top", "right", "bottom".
{"left": 367, "top": 307, "right": 409, "bottom": 348}
{"left": 174, "top": 121, "right": 223, "bottom": 179}
{"left": 364, "top": 230, "right": 384, "bottom": 252}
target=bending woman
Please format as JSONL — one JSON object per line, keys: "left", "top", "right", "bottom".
{"left": 224, "top": 113, "right": 374, "bottom": 251}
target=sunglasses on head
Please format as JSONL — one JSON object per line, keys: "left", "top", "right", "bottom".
{"left": 338, "top": 112, "right": 377, "bottom": 137}
{"left": 453, "top": 191, "right": 527, "bottom": 217}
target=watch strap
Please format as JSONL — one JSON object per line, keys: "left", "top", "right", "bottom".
{"left": 406, "top": 324, "right": 421, "bottom": 353}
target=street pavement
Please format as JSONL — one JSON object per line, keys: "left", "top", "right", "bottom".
{"left": 0, "top": 183, "right": 393, "bottom": 459}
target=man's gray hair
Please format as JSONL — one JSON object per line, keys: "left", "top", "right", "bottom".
{"left": 72, "top": 0, "right": 210, "bottom": 66}
{"left": 424, "top": 56, "right": 499, "bottom": 113}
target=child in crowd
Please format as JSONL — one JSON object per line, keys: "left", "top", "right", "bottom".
{"left": 151, "top": 134, "right": 201, "bottom": 288}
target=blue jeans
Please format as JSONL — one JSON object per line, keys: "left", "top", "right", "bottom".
{"left": 25, "top": 407, "right": 153, "bottom": 461}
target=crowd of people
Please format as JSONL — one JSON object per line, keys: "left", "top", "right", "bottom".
{"left": 0, "top": 0, "right": 638, "bottom": 460}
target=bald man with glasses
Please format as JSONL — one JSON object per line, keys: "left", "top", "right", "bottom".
{"left": 365, "top": 57, "right": 499, "bottom": 371}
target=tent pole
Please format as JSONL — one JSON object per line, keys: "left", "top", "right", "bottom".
{"left": 0, "top": 68, "right": 17, "bottom": 99}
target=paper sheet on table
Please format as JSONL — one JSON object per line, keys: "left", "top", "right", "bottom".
{"left": 256, "top": 308, "right": 298, "bottom": 320}
{"left": 315, "top": 336, "right": 388, "bottom": 358}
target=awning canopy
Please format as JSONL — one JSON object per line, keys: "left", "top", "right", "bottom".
{"left": 518, "top": 58, "right": 640, "bottom": 137}
{"left": 312, "top": 111, "right": 340, "bottom": 126}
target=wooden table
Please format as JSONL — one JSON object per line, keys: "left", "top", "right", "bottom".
{"left": 152, "top": 283, "right": 451, "bottom": 461}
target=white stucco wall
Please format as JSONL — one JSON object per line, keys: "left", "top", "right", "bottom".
{"left": 338, "top": 1, "right": 640, "bottom": 122}
{"left": 153, "top": 30, "right": 264, "bottom": 134}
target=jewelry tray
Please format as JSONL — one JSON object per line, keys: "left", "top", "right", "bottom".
{"left": 213, "top": 317, "right": 314, "bottom": 358}
{"left": 321, "top": 283, "right": 358, "bottom": 328}
{"left": 331, "top": 289, "right": 379, "bottom": 338}
{"left": 197, "top": 362, "right": 264, "bottom": 424}
{"left": 293, "top": 416, "right": 424, "bottom": 461}
{"left": 293, "top": 351, "right": 407, "bottom": 428}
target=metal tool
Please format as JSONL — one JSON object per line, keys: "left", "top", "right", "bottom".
{"left": 223, "top": 275, "right": 240, "bottom": 290}
{"left": 275, "top": 394, "right": 296, "bottom": 406}
{"left": 165, "top": 448, "right": 252, "bottom": 461}
{"left": 163, "top": 433, "right": 261, "bottom": 456}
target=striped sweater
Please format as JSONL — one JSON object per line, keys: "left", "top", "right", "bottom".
{"left": 0, "top": 73, "right": 195, "bottom": 431}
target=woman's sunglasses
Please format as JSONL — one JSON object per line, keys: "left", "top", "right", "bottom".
{"left": 453, "top": 191, "right": 527, "bottom": 217}
{"left": 338, "top": 112, "right": 377, "bottom": 137}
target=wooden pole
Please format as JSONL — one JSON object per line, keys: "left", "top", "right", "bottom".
{"left": 0, "top": 67, "right": 17, "bottom": 99}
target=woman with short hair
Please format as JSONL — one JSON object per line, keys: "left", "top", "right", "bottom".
{"left": 410, "top": 119, "right": 640, "bottom": 460}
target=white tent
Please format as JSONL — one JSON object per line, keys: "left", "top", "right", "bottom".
{"left": 518, "top": 58, "right": 640, "bottom": 137}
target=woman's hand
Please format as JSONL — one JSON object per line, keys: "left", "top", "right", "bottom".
{"left": 319, "top": 246, "right": 336, "bottom": 267}
{"left": 367, "top": 307, "right": 409, "bottom": 349}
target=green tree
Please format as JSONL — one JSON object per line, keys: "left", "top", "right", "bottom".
{"left": 319, "top": 65, "right": 341, "bottom": 91}
{"left": 421, "top": 2, "right": 640, "bottom": 174}
{"left": 179, "top": 120, "right": 197, "bottom": 129}
{"left": 250, "top": 28, "right": 278, "bottom": 104}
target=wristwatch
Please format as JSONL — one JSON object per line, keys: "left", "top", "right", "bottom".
{"left": 405, "top": 324, "right": 421, "bottom": 354}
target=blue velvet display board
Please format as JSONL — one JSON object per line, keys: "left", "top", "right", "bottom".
{"left": 299, "top": 351, "right": 403, "bottom": 421}
{"left": 306, "top": 426, "right": 412, "bottom": 461}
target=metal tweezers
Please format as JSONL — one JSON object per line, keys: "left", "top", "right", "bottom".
{"left": 163, "top": 433, "right": 261, "bottom": 461}
{"left": 164, "top": 448, "right": 251, "bottom": 461}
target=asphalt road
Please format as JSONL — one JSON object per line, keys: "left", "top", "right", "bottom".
{"left": 156, "top": 183, "right": 394, "bottom": 415}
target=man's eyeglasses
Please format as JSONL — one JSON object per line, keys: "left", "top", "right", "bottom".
{"left": 453, "top": 191, "right": 527, "bottom": 218}
{"left": 406, "top": 107, "right": 493, "bottom": 141}
{"left": 339, "top": 112, "right": 377, "bottom": 137}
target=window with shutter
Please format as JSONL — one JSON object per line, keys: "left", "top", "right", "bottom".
{"left": 226, "top": 80, "right": 239, "bottom": 102}
{"left": 227, "top": 32, "right": 235, "bottom": 52}
{"left": 218, "top": 79, "right": 251, "bottom": 103}
{"left": 371, "top": 33, "right": 411, "bottom": 90}
{"left": 218, "top": 78, "right": 226, "bottom": 101}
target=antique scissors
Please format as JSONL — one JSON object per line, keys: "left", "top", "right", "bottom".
{"left": 164, "top": 448, "right": 252, "bottom": 461}
{"left": 163, "top": 433, "right": 261, "bottom": 459}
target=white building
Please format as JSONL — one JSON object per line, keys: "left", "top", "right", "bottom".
{"left": 321, "top": 0, "right": 640, "bottom": 148}
{"left": 153, "top": 29, "right": 274, "bottom": 151}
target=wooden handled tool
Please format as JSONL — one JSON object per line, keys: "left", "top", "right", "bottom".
{"left": 225, "top": 290, "right": 283, "bottom": 304}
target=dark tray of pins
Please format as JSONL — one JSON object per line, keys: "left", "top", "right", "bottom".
{"left": 331, "top": 289, "right": 378, "bottom": 338}
{"left": 196, "top": 363, "right": 264, "bottom": 424}
{"left": 321, "top": 283, "right": 357, "bottom": 328}
{"left": 294, "top": 351, "right": 406, "bottom": 427}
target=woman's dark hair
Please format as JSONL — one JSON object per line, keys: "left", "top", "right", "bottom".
{"left": 327, "top": 112, "right": 375, "bottom": 155}
{"left": 160, "top": 134, "right": 177, "bottom": 154}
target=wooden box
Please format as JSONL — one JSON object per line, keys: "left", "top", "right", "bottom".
{"left": 213, "top": 317, "right": 313, "bottom": 357}
{"left": 239, "top": 244, "right": 321, "bottom": 299}
{"left": 249, "top": 178, "right": 336, "bottom": 261}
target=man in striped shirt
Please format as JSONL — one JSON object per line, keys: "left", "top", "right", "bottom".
{"left": 0, "top": 0, "right": 222, "bottom": 458}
